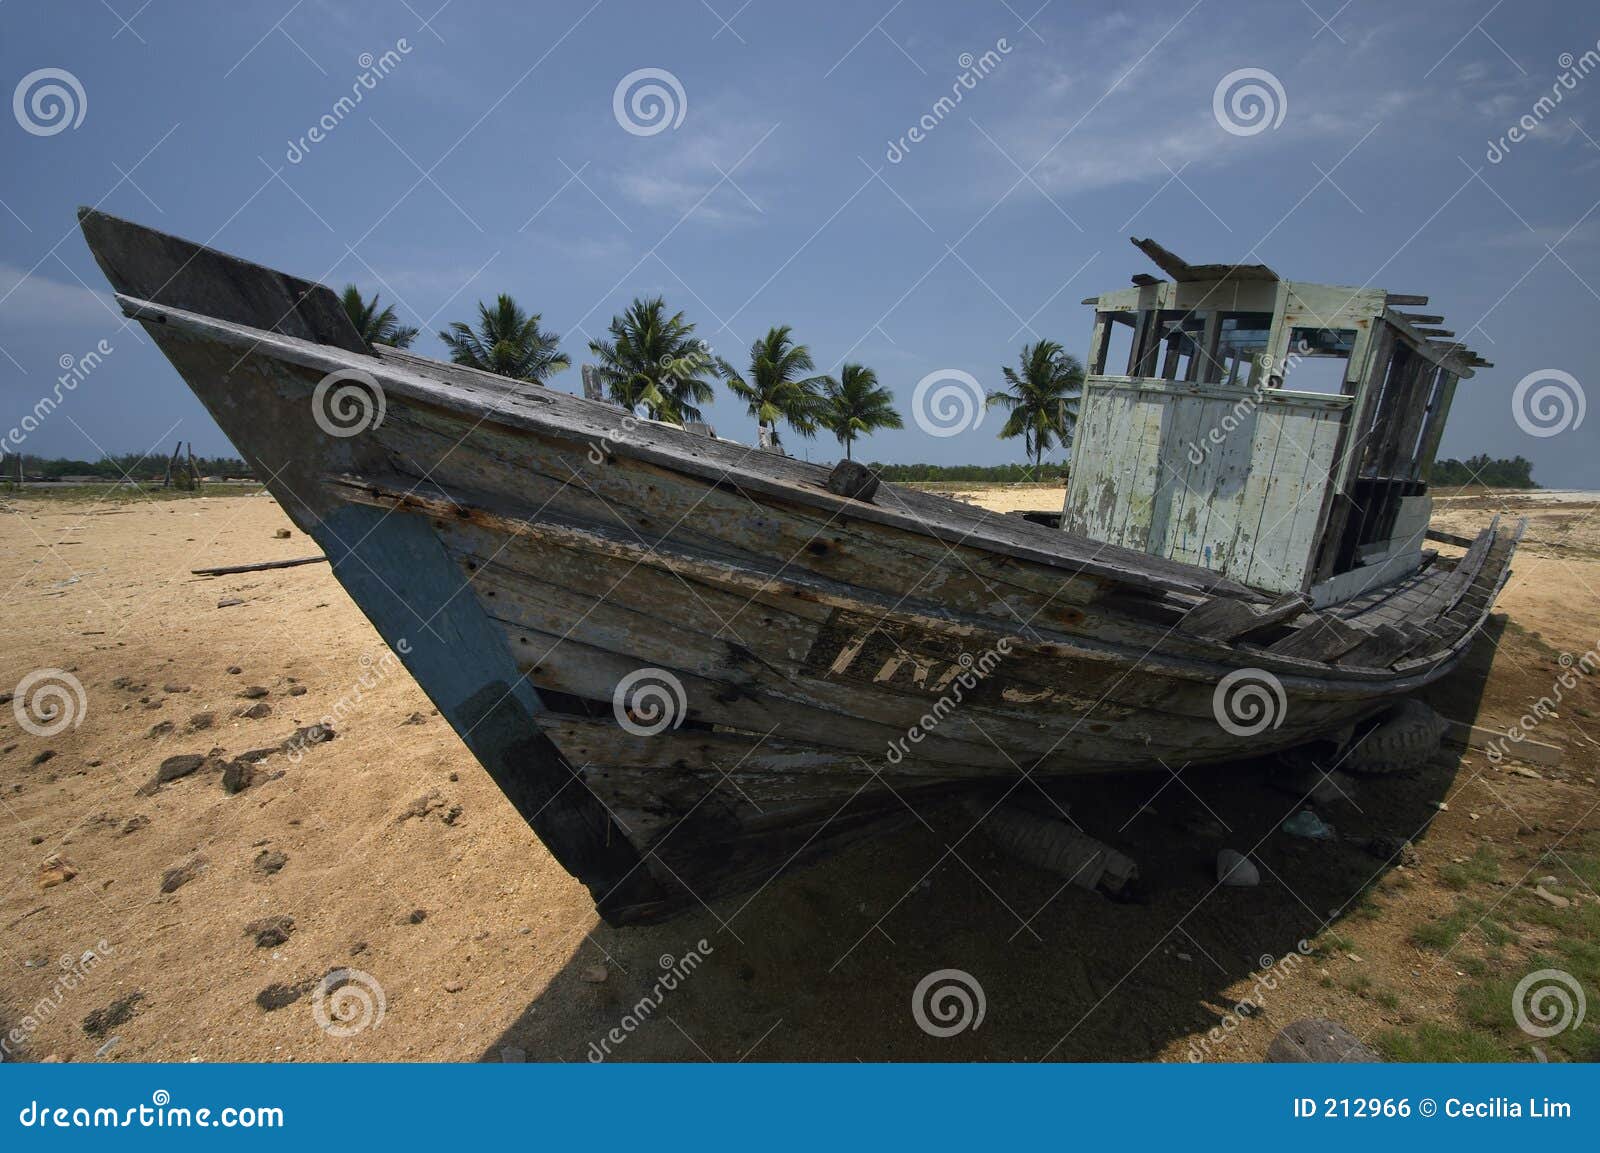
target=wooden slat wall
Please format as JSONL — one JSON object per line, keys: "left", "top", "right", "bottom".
{"left": 1065, "top": 378, "right": 1349, "bottom": 594}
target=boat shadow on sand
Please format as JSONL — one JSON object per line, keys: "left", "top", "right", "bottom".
{"left": 482, "top": 618, "right": 1504, "bottom": 1062}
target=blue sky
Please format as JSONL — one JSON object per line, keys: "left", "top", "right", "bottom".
{"left": 1, "top": 0, "right": 1596, "bottom": 485}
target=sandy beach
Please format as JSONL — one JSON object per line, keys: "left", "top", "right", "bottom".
{"left": 2, "top": 485, "right": 1597, "bottom": 1063}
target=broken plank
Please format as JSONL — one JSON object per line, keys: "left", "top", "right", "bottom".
{"left": 1179, "top": 592, "right": 1309, "bottom": 641}
{"left": 191, "top": 555, "right": 328, "bottom": 576}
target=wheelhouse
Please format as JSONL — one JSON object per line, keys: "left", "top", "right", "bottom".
{"left": 1062, "top": 238, "right": 1490, "bottom": 607}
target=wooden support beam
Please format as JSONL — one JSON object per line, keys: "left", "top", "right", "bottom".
{"left": 1385, "top": 294, "right": 1429, "bottom": 306}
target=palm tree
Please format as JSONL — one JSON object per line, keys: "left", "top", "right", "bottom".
{"left": 341, "top": 285, "right": 417, "bottom": 349}
{"left": 718, "top": 326, "right": 830, "bottom": 449}
{"left": 439, "top": 295, "right": 569, "bottom": 384}
{"left": 819, "top": 364, "right": 902, "bottom": 460}
{"left": 588, "top": 297, "right": 719, "bottom": 422}
{"left": 987, "top": 340, "right": 1084, "bottom": 472}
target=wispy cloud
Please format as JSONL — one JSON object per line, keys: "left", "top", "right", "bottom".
{"left": 0, "top": 265, "right": 116, "bottom": 327}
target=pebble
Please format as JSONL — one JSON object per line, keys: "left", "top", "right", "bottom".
{"left": 253, "top": 849, "right": 288, "bottom": 875}
{"left": 287, "top": 685, "right": 307, "bottom": 696}
{"left": 580, "top": 965, "right": 609, "bottom": 983}
{"left": 159, "top": 856, "right": 207, "bottom": 894}
{"left": 37, "top": 855, "right": 78, "bottom": 889}
{"left": 444, "top": 981, "right": 464, "bottom": 994}
{"left": 238, "top": 686, "right": 270, "bottom": 700}
{"left": 1533, "top": 886, "right": 1570, "bottom": 909}
{"left": 1217, "top": 849, "right": 1259, "bottom": 887}
{"left": 217, "top": 598, "right": 244, "bottom": 608}
{"left": 499, "top": 1046, "right": 527, "bottom": 1063}
{"left": 1509, "top": 766, "right": 1542, "bottom": 780}
{"left": 244, "top": 915, "right": 296, "bottom": 947}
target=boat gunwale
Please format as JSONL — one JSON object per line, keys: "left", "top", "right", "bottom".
{"left": 116, "top": 292, "right": 1263, "bottom": 604}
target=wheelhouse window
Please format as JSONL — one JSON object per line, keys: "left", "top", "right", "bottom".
{"left": 1281, "top": 326, "right": 1358, "bottom": 394}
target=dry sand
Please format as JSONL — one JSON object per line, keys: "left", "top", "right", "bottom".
{"left": 1, "top": 485, "right": 1597, "bottom": 1062}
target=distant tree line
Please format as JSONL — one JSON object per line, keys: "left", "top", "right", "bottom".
{"left": 2, "top": 453, "right": 255, "bottom": 482}
{"left": 869, "top": 462, "right": 1068, "bottom": 484}
{"left": 1431, "top": 455, "right": 1538, "bottom": 488}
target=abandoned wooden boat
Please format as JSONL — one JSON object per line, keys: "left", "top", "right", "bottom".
{"left": 78, "top": 213, "right": 1518, "bottom": 924}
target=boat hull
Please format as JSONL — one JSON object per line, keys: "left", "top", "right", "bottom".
{"left": 78, "top": 211, "right": 1518, "bottom": 924}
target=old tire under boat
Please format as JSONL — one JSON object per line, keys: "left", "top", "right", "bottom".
{"left": 1342, "top": 700, "right": 1447, "bottom": 776}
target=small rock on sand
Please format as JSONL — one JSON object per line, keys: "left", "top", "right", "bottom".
{"left": 37, "top": 854, "right": 78, "bottom": 889}
{"left": 217, "top": 597, "right": 244, "bottom": 609}
{"left": 187, "top": 712, "right": 216, "bottom": 732}
{"left": 155, "top": 753, "right": 207, "bottom": 782}
{"left": 396, "top": 791, "right": 445, "bottom": 823}
{"left": 238, "top": 686, "right": 270, "bottom": 700}
{"left": 159, "top": 856, "right": 207, "bottom": 894}
{"left": 221, "top": 760, "right": 255, "bottom": 794}
{"left": 1217, "top": 849, "right": 1259, "bottom": 887}
{"left": 162, "top": 683, "right": 190, "bottom": 694}
{"left": 274, "top": 529, "right": 291, "bottom": 539}
{"left": 147, "top": 720, "right": 174, "bottom": 739}
{"left": 253, "top": 849, "right": 288, "bottom": 875}
{"left": 244, "top": 915, "right": 296, "bottom": 947}
{"left": 580, "top": 965, "right": 608, "bottom": 984}
{"left": 82, "top": 992, "right": 144, "bottom": 1037}
{"left": 255, "top": 983, "right": 304, "bottom": 1012}
{"left": 235, "top": 702, "right": 272, "bottom": 720}
{"left": 120, "top": 815, "right": 149, "bottom": 836}
{"left": 287, "top": 685, "right": 307, "bottom": 696}
{"left": 1533, "top": 885, "right": 1570, "bottom": 909}
{"left": 444, "top": 980, "right": 464, "bottom": 994}
{"left": 30, "top": 750, "right": 56, "bottom": 767}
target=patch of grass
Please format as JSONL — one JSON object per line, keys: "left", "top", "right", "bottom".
{"left": 1375, "top": 1022, "right": 1508, "bottom": 1062}
{"left": 1376, "top": 989, "right": 1401, "bottom": 1011}
{"left": 1344, "top": 972, "right": 1373, "bottom": 996}
{"left": 1410, "top": 899, "right": 1516, "bottom": 952}
{"left": 1440, "top": 845, "right": 1501, "bottom": 891}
